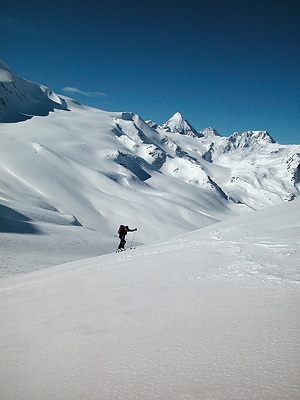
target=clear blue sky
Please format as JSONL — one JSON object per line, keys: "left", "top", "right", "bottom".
{"left": 1, "top": 0, "right": 299, "bottom": 144}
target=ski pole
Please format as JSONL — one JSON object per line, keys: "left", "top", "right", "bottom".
{"left": 130, "top": 231, "right": 136, "bottom": 248}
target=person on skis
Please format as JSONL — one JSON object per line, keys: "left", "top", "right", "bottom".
{"left": 117, "top": 225, "right": 137, "bottom": 251}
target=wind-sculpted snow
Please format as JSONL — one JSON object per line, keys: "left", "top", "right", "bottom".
{"left": 115, "top": 151, "right": 152, "bottom": 181}
{"left": 0, "top": 200, "right": 299, "bottom": 399}
{"left": 0, "top": 62, "right": 67, "bottom": 122}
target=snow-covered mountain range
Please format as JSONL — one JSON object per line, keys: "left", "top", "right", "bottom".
{"left": 0, "top": 59, "right": 299, "bottom": 273}
{"left": 1, "top": 60, "right": 300, "bottom": 399}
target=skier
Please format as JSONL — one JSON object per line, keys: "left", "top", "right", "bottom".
{"left": 117, "top": 225, "right": 137, "bottom": 251}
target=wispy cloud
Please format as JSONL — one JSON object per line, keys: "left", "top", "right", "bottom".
{"left": 63, "top": 87, "right": 107, "bottom": 97}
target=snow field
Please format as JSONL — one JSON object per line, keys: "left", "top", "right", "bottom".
{"left": 1, "top": 200, "right": 299, "bottom": 399}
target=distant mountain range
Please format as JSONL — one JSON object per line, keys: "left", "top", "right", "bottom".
{"left": 0, "top": 59, "right": 299, "bottom": 246}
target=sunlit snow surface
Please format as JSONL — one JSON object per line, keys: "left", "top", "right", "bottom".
{"left": 1, "top": 60, "right": 300, "bottom": 275}
{"left": 1, "top": 60, "right": 300, "bottom": 398}
{"left": 1, "top": 200, "right": 299, "bottom": 399}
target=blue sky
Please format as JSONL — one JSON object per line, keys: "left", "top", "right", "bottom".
{"left": 1, "top": 0, "right": 299, "bottom": 144}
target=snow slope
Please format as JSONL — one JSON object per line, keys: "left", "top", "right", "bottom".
{"left": 1, "top": 199, "right": 299, "bottom": 399}
{"left": 0, "top": 59, "right": 67, "bottom": 122}
{"left": 1, "top": 60, "right": 299, "bottom": 274}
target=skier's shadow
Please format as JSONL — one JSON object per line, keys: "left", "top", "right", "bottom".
{"left": 0, "top": 204, "right": 41, "bottom": 234}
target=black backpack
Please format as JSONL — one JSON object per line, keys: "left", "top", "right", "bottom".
{"left": 118, "top": 225, "right": 126, "bottom": 235}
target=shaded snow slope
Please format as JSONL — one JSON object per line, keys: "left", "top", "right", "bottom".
{"left": 0, "top": 60, "right": 67, "bottom": 122}
{"left": 1, "top": 199, "right": 299, "bottom": 400}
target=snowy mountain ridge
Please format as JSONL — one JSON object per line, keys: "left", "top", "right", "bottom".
{"left": 0, "top": 59, "right": 67, "bottom": 123}
{"left": 161, "top": 111, "right": 201, "bottom": 137}
{"left": 0, "top": 60, "right": 300, "bottom": 272}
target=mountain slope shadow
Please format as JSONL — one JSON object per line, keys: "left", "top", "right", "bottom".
{"left": 0, "top": 80, "right": 70, "bottom": 123}
{"left": 0, "top": 204, "right": 42, "bottom": 234}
